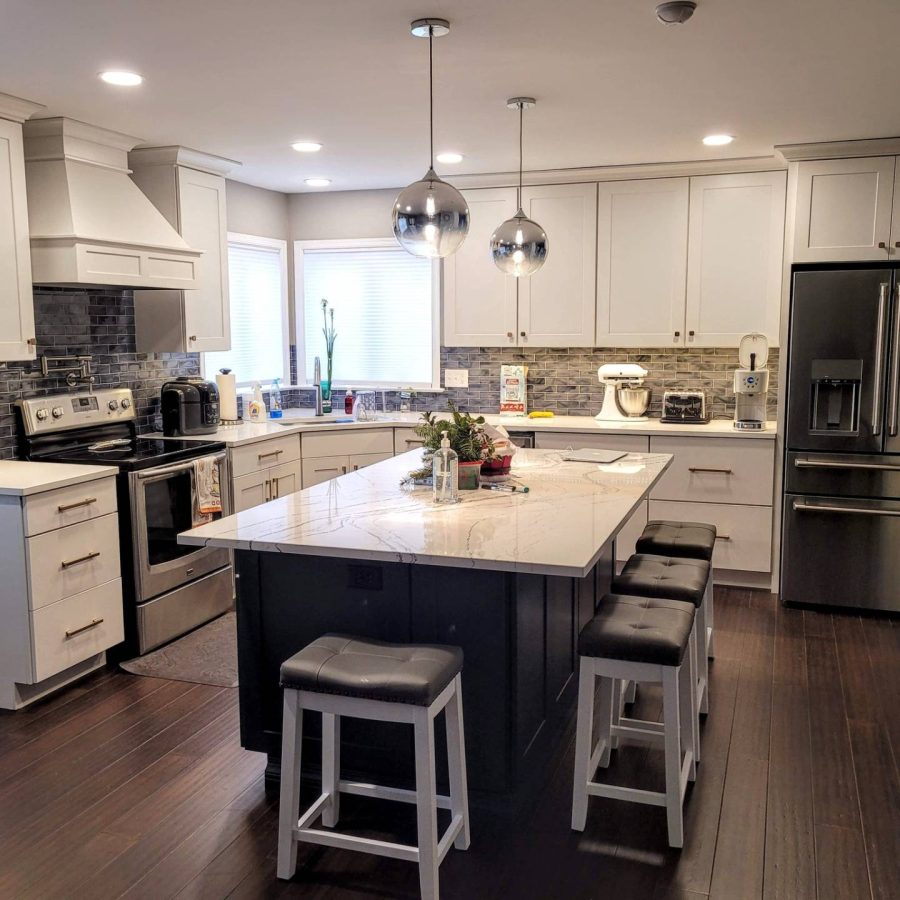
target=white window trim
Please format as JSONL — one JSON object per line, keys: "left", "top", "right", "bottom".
{"left": 202, "top": 232, "right": 290, "bottom": 388}
{"left": 294, "top": 237, "right": 442, "bottom": 391}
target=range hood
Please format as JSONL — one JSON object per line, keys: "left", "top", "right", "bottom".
{"left": 23, "top": 117, "right": 203, "bottom": 289}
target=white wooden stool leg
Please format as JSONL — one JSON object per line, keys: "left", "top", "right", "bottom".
{"left": 277, "top": 689, "right": 303, "bottom": 880}
{"left": 610, "top": 678, "right": 624, "bottom": 750}
{"left": 625, "top": 680, "right": 637, "bottom": 705}
{"left": 414, "top": 707, "right": 440, "bottom": 900}
{"left": 322, "top": 712, "right": 340, "bottom": 827}
{"left": 662, "top": 666, "right": 684, "bottom": 849}
{"left": 697, "top": 599, "right": 710, "bottom": 715}
{"left": 680, "top": 633, "right": 698, "bottom": 782}
{"left": 444, "top": 675, "right": 470, "bottom": 850}
{"left": 705, "top": 578, "right": 715, "bottom": 658}
{"left": 596, "top": 674, "right": 614, "bottom": 769}
{"left": 571, "top": 659, "right": 595, "bottom": 832}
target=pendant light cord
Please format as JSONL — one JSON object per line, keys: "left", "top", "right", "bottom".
{"left": 428, "top": 27, "right": 435, "bottom": 170}
{"left": 518, "top": 102, "right": 524, "bottom": 210}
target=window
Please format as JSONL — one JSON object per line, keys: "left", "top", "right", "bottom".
{"left": 204, "top": 233, "right": 289, "bottom": 387}
{"left": 295, "top": 239, "right": 440, "bottom": 390}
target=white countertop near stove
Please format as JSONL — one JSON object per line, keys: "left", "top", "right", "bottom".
{"left": 148, "top": 409, "right": 777, "bottom": 447}
{"left": 179, "top": 448, "right": 672, "bottom": 578}
{"left": 0, "top": 460, "right": 119, "bottom": 497}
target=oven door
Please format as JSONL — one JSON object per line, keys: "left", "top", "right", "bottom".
{"left": 129, "top": 453, "right": 231, "bottom": 603}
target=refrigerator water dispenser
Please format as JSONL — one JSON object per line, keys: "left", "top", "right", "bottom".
{"left": 809, "top": 359, "right": 862, "bottom": 434}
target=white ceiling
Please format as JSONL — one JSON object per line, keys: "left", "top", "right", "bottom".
{"left": 3, "top": 0, "right": 900, "bottom": 193}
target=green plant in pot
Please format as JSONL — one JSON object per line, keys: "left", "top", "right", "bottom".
{"left": 410, "top": 402, "right": 495, "bottom": 490}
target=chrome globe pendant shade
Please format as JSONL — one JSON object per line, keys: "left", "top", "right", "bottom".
{"left": 490, "top": 98, "right": 548, "bottom": 277}
{"left": 392, "top": 18, "right": 469, "bottom": 259}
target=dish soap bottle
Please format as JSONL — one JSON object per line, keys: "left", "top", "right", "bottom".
{"left": 248, "top": 382, "right": 265, "bottom": 422}
{"left": 432, "top": 430, "right": 459, "bottom": 504}
{"left": 269, "top": 378, "right": 283, "bottom": 419}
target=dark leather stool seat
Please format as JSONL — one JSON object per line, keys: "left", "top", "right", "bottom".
{"left": 613, "top": 554, "right": 710, "bottom": 607}
{"left": 280, "top": 634, "right": 463, "bottom": 706}
{"left": 578, "top": 594, "right": 695, "bottom": 667}
{"left": 636, "top": 520, "right": 717, "bottom": 562}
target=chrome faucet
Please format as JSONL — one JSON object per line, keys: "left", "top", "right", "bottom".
{"left": 313, "top": 356, "right": 324, "bottom": 416}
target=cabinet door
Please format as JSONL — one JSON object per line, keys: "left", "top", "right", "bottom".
{"left": 443, "top": 187, "right": 519, "bottom": 347}
{"left": 890, "top": 160, "right": 900, "bottom": 259}
{"left": 348, "top": 451, "right": 393, "bottom": 472}
{"left": 596, "top": 178, "right": 689, "bottom": 347}
{"left": 794, "top": 157, "right": 895, "bottom": 263}
{"left": 178, "top": 168, "right": 230, "bottom": 352}
{"left": 232, "top": 469, "right": 270, "bottom": 513}
{"left": 301, "top": 455, "right": 349, "bottom": 487}
{"left": 686, "top": 171, "right": 786, "bottom": 347}
{"left": 269, "top": 458, "right": 302, "bottom": 499}
{"left": 518, "top": 183, "right": 597, "bottom": 347}
{"left": 0, "top": 118, "right": 35, "bottom": 361}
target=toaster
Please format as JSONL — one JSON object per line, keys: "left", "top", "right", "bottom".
{"left": 662, "top": 390, "right": 710, "bottom": 424}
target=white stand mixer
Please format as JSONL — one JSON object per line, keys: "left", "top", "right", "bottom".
{"left": 595, "top": 364, "right": 650, "bottom": 422}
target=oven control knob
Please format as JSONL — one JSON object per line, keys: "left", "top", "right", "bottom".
{"left": 51, "top": 406, "right": 64, "bottom": 419}
{"left": 35, "top": 408, "right": 49, "bottom": 421}
{"left": 120, "top": 398, "right": 131, "bottom": 409}
{"left": 108, "top": 399, "right": 119, "bottom": 411}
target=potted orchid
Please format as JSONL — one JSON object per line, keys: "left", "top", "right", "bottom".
{"left": 321, "top": 299, "right": 336, "bottom": 413}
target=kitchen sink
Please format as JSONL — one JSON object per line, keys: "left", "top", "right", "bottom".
{"left": 277, "top": 417, "right": 354, "bottom": 426}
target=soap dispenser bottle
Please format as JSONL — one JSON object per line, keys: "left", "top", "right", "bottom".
{"left": 269, "top": 378, "right": 283, "bottom": 419}
{"left": 432, "top": 430, "right": 459, "bottom": 504}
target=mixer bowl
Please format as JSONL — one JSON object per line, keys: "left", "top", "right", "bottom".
{"left": 616, "top": 387, "right": 651, "bottom": 417}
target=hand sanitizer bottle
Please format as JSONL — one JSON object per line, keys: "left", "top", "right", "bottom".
{"left": 269, "top": 378, "right": 283, "bottom": 419}
{"left": 432, "top": 430, "right": 459, "bottom": 504}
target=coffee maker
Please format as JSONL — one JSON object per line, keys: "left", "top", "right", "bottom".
{"left": 733, "top": 333, "right": 769, "bottom": 431}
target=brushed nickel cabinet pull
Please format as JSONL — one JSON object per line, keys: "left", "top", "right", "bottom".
{"left": 878, "top": 242, "right": 887, "bottom": 249}
{"left": 341, "top": 465, "right": 347, "bottom": 474}
{"left": 507, "top": 331, "right": 514, "bottom": 340}
{"left": 688, "top": 466, "right": 733, "bottom": 474}
{"left": 26, "top": 337, "right": 37, "bottom": 346}
{"left": 61, "top": 550, "right": 100, "bottom": 569}
{"left": 65, "top": 618, "right": 104, "bottom": 639}
{"left": 405, "top": 439, "right": 424, "bottom": 446}
{"left": 314, "top": 467, "right": 339, "bottom": 473}
{"left": 257, "top": 449, "right": 283, "bottom": 461}
{"left": 57, "top": 497, "right": 97, "bottom": 513}
{"left": 264, "top": 479, "right": 271, "bottom": 502}
{"left": 272, "top": 477, "right": 279, "bottom": 499}
{"left": 189, "top": 335, "right": 198, "bottom": 342}
{"left": 715, "top": 535, "right": 732, "bottom": 541}
{"left": 674, "top": 331, "right": 681, "bottom": 339}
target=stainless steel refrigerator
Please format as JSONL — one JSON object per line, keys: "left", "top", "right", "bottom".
{"left": 781, "top": 267, "right": 900, "bottom": 612}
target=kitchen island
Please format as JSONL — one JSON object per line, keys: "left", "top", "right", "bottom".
{"left": 180, "top": 448, "right": 672, "bottom": 803}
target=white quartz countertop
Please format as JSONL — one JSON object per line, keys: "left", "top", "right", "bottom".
{"left": 148, "top": 409, "right": 777, "bottom": 447}
{"left": 0, "top": 460, "right": 119, "bottom": 497}
{"left": 179, "top": 448, "right": 672, "bottom": 578}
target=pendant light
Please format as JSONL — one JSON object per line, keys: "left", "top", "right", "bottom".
{"left": 490, "top": 98, "right": 548, "bottom": 277}
{"left": 392, "top": 18, "right": 469, "bottom": 259}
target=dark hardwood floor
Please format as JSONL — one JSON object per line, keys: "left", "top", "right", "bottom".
{"left": 0, "top": 589, "right": 897, "bottom": 900}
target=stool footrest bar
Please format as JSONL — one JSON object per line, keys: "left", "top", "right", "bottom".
{"left": 338, "top": 779, "right": 452, "bottom": 810}
{"left": 586, "top": 780, "right": 667, "bottom": 808}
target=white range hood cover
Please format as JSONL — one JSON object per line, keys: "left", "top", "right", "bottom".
{"left": 23, "top": 117, "right": 203, "bottom": 289}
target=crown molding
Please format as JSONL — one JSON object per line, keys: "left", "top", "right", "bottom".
{"left": 128, "top": 145, "right": 241, "bottom": 176}
{"left": 0, "top": 92, "right": 46, "bottom": 124}
{"left": 776, "top": 137, "right": 900, "bottom": 163}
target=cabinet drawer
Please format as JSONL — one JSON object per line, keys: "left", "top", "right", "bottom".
{"left": 230, "top": 434, "right": 301, "bottom": 478}
{"left": 303, "top": 428, "right": 394, "bottom": 459}
{"left": 26, "top": 513, "right": 121, "bottom": 610}
{"left": 648, "top": 500, "right": 773, "bottom": 573}
{"left": 649, "top": 437, "right": 774, "bottom": 505}
{"left": 348, "top": 451, "right": 393, "bottom": 472}
{"left": 31, "top": 578, "right": 124, "bottom": 682}
{"left": 394, "top": 427, "right": 425, "bottom": 455}
{"left": 302, "top": 455, "right": 348, "bottom": 487}
{"left": 23, "top": 476, "right": 118, "bottom": 537}
{"left": 534, "top": 432, "right": 650, "bottom": 453}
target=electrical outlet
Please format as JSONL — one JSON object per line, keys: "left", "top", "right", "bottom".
{"left": 445, "top": 369, "right": 469, "bottom": 388}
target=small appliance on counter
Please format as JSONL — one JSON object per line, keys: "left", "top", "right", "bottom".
{"left": 661, "top": 390, "right": 710, "bottom": 424}
{"left": 161, "top": 377, "right": 220, "bottom": 436}
{"left": 733, "top": 333, "right": 769, "bottom": 431}
{"left": 595, "top": 364, "right": 650, "bottom": 422}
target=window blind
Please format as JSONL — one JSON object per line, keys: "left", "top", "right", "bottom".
{"left": 205, "top": 241, "right": 287, "bottom": 386}
{"left": 300, "top": 247, "right": 435, "bottom": 387}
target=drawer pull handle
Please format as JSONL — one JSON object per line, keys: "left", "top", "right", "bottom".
{"left": 405, "top": 439, "right": 424, "bottom": 446}
{"left": 65, "top": 617, "right": 104, "bottom": 639}
{"left": 688, "top": 467, "right": 733, "bottom": 475}
{"left": 57, "top": 497, "right": 97, "bottom": 513}
{"left": 272, "top": 477, "right": 279, "bottom": 499}
{"left": 314, "top": 467, "right": 339, "bottom": 473}
{"left": 715, "top": 535, "right": 732, "bottom": 541}
{"left": 61, "top": 551, "right": 101, "bottom": 569}
{"left": 257, "top": 449, "right": 284, "bottom": 461}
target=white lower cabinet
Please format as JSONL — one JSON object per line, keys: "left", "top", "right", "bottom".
{"left": 301, "top": 451, "right": 392, "bottom": 488}
{"left": 232, "top": 456, "right": 302, "bottom": 512}
{"left": 394, "top": 427, "right": 425, "bottom": 455}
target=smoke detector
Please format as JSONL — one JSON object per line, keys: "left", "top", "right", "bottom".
{"left": 656, "top": 1, "right": 697, "bottom": 25}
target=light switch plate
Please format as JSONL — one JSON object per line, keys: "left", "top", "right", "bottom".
{"left": 445, "top": 369, "right": 469, "bottom": 388}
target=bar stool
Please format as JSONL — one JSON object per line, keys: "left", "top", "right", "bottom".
{"left": 277, "top": 634, "right": 470, "bottom": 900}
{"left": 613, "top": 553, "right": 711, "bottom": 716}
{"left": 571, "top": 594, "right": 698, "bottom": 848}
{"left": 636, "top": 520, "right": 717, "bottom": 657}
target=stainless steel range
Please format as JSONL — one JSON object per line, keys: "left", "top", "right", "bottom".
{"left": 17, "top": 388, "right": 234, "bottom": 653}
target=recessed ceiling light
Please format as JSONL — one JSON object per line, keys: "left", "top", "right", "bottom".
{"left": 436, "top": 151, "right": 463, "bottom": 164}
{"left": 703, "top": 134, "right": 734, "bottom": 147}
{"left": 100, "top": 70, "right": 143, "bottom": 86}
{"left": 291, "top": 141, "right": 323, "bottom": 153}
{"left": 304, "top": 178, "right": 331, "bottom": 187}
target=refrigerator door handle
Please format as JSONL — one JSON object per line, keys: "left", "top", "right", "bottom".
{"left": 872, "top": 282, "right": 889, "bottom": 437}
{"left": 889, "top": 282, "right": 900, "bottom": 437}
{"left": 792, "top": 499, "right": 900, "bottom": 518}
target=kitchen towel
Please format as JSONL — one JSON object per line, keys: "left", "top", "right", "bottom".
{"left": 193, "top": 456, "right": 222, "bottom": 525}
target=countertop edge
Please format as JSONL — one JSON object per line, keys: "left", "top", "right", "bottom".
{"left": 0, "top": 464, "right": 119, "bottom": 497}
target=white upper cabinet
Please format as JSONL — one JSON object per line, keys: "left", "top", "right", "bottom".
{"left": 0, "top": 94, "right": 43, "bottom": 362}
{"left": 518, "top": 183, "right": 597, "bottom": 347}
{"left": 793, "top": 157, "right": 896, "bottom": 262}
{"left": 596, "top": 178, "right": 688, "bottom": 347}
{"left": 685, "top": 171, "right": 786, "bottom": 347}
{"left": 130, "top": 147, "right": 239, "bottom": 353}
{"left": 892, "top": 161, "right": 900, "bottom": 256}
{"left": 443, "top": 187, "right": 519, "bottom": 347}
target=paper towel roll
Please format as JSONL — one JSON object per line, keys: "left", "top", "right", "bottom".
{"left": 216, "top": 369, "right": 238, "bottom": 421}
